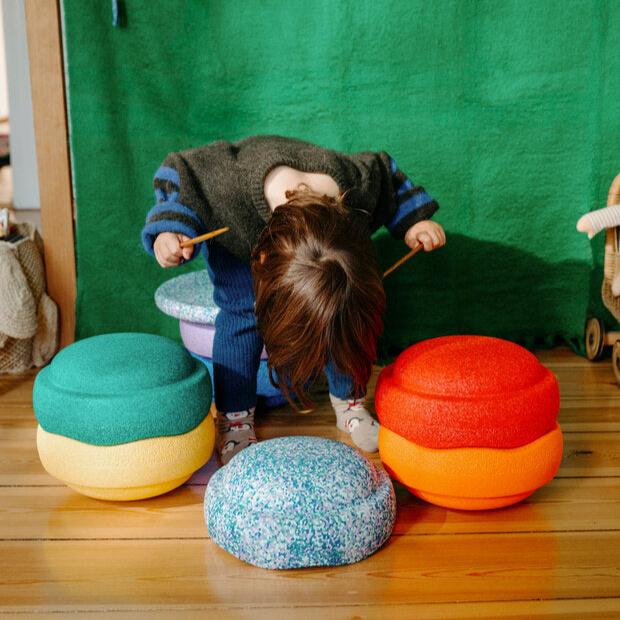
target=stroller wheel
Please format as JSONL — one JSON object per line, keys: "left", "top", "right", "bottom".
{"left": 585, "top": 317, "right": 605, "bottom": 361}
{"left": 613, "top": 342, "right": 620, "bottom": 385}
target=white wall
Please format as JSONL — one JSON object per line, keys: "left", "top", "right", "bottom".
{"left": 1, "top": 0, "right": 40, "bottom": 210}
{"left": 0, "top": 5, "right": 8, "bottom": 119}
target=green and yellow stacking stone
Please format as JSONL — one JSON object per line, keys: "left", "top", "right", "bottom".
{"left": 34, "top": 333, "right": 215, "bottom": 500}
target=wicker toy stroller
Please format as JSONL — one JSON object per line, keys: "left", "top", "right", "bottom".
{"left": 585, "top": 172, "right": 620, "bottom": 382}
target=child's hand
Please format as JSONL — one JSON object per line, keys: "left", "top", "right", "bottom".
{"left": 576, "top": 214, "right": 597, "bottom": 239}
{"left": 153, "top": 232, "right": 193, "bottom": 267}
{"left": 404, "top": 220, "right": 446, "bottom": 252}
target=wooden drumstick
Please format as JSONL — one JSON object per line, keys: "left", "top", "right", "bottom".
{"left": 179, "top": 226, "right": 230, "bottom": 248}
{"left": 383, "top": 243, "right": 423, "bottom": 279}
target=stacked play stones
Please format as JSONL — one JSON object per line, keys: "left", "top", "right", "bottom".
{"left": 205, "top": 436, "right": 396, "bottom": 569}
{"left": 375, "top": 335, "right": 563, "bottom": 510}
{"left": 33, "top": 333, "right": 215, "bottom": 501}
{"left": 155, "top": 270, "right": 286, "bottom": 408}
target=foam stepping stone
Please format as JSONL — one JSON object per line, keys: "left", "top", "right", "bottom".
{"left": 155, "top": 270, "right": 219, "bottom": 324}
{"left": 205, "top": 436, "right": 396, "bottom": 569}
{"left": 375, "top": 335, "right": 563, "bottom": 510}
{"left": 375, "top": 335, "right": 560, "bottom": 449}
{"left": 34, "top": 332, "right": 215, "bottom": 500}
{"left": 180, "top": 320, "right": 268, "bottom": 360}
{"left": 380, "top": 424, "right": 563, "bottom": 510}
{"left": 156, "top": 271, "right": 285, "bottom": 408}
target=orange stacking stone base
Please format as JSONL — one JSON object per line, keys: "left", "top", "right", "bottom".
{"left": 379, "top": 424, "right": 564, "bottom": 510}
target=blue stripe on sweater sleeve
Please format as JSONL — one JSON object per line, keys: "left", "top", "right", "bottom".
{"left": 146, "top": 201, "right": 205, "bottom": 229}
{"left": 154, "top": 166, "right": 181, "bottom": 185}
{"left": 387, "top": 157, "right": 436, "bottom": 233}
{"left": 386, "top": 191, "right": 435, "bottom": 230}
{"left": 155, "top": 188, "right": 180, "bottom": 203}
{"left": 143, "top": 163, "right": 206, "bottom": 262}
{"left": 396, "top": 178, "right": 413, "bottom": 196}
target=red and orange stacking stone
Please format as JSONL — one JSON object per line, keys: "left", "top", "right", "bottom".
{"left": 375, "top": 335, "right": 563, "bottom": 510}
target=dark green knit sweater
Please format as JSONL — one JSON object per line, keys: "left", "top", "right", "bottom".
{"left": 142, "top": 134, "right": 439, "bottom": 261}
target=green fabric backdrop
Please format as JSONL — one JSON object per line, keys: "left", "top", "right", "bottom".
{"left": 61, "top": 0, "right": 620, "bottom": 362}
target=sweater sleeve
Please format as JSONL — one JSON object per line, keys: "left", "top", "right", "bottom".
{"left": 141, "top": 155, "right": 208, "bottom": 261}
{"left": 345, "top": 150, "right": 439, "bottom": 240}
{"left": 383, "top": 156, "right": 440, "bottom": 239}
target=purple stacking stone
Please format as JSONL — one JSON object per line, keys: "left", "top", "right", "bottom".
{"left": 180, "top": 320, "right": 268, "bottom": 360}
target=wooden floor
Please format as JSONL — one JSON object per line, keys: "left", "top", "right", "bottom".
{"left": 1, "top": 348, "right": 620, "bottom": 619}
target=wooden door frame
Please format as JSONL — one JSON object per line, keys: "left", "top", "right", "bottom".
{"left": 24, "top": 0, "right": 76, "bottom": 347}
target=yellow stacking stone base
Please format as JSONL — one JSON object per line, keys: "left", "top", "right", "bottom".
{"left": 65, "top": 475, "right": 193, "bottom": 501}
{"left": 37, "top": 415, "right": 215, "bottom": 501}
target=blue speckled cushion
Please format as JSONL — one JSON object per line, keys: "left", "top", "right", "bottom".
{"left": 205, "top": 436, "right": 396, "bottom": 569}
{"left": 155, "top": 271, "right": 218, "bottom": 323}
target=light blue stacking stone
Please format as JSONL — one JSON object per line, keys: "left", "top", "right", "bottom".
{"left": 155, "top": 270, "right": 219, "bottom": 324}
{"left": 156, "top": 270, "right": 287, "bottom": 408}
{"left": 205, "top": 436, "right": 396, "bottom": 569}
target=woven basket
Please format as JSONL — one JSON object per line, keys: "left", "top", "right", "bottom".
{"left": 0, "top": 335, "right": 33, "bottom": 374}
{"left": 0, "top": 222, "right": 58, "bottom": 374}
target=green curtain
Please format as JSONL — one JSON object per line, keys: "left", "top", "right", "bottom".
{"left": 61, "top": 0, "right": 620, "bottom": 362}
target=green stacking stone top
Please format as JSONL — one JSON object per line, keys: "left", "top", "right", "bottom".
{"left": 48, "top": 332, "right": 199, "bottom": 393}
{"left": 34, "top": 333, "right": 212, "bottom": 446}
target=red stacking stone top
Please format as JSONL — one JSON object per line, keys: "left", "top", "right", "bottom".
{"left": 374, "top": 335, "right": 560, "bottom": 449}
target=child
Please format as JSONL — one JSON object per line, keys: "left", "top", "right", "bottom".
{"left": 142, "top": 135, "right": 445, "bottom": 464}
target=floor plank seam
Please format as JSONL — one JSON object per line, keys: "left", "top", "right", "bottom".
{"left": 2, "top": 596, "right": 620, "bottom": 614}
{"left": 3, "top": 528, "right": 620, "bottom": 542}
{"left": 3, "top": 473, "right": 620, "bottom": 489}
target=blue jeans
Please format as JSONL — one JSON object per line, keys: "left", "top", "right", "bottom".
{"left": 204, "top": 240, "right": 356, "bottom": 411}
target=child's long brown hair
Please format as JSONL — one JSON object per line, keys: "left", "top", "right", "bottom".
{"left": 250, "top": 187, "right": 386, "bottom": 411}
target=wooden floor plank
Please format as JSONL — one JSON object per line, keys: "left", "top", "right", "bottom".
{"left": 1, "top": 348, "right": 619, "bottom": 616}
{"left": 2, "top": 599, "right": 620, "bottom": 619}
{"left": 0, "top": 371, "right": 37, "bottom": 405}
{"left": 1, "top": 532, "right": 619, "bottom": 610}
{"left": 1, "top": 477, "right": 619, "bottom": 541}
{"left": 1, "top": 425, "right": 619, "bottom": 485}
